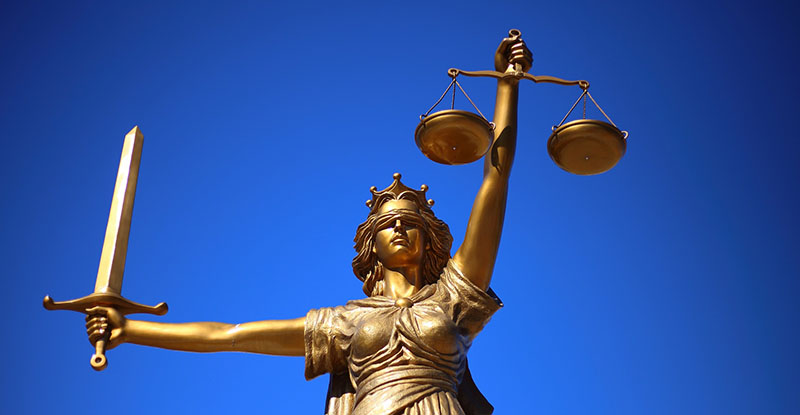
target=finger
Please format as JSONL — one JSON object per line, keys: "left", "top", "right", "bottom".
{"left": 499, "top": 37, "right": 516, "bottom": 48}
{"left": 510, "top": 43, "right": 531, "bottom": 58}
{"left": 85, "top": 316, "right": 107, "bottom": 329}
{"left": 509, "top": 40, "right": 529, "bottom": 50}
{"left": 509, "top": 54, "right": 532, "bottom": 64}
{"left": 85, "top": 306, "right": 108, "bottom": 317}
{"left": 88, "top": 331, "right": 105, "bottom": 344}
{"left": 86, "top": 321, "right": 107, "bottom": 336}
{"left": 87, "top": 326, "right": 107, "bottom": 343}
{"left": 496, "top": 37, "right": 518, "bottom": 56}
{"left": 509, "top": 48, "right": 533, "bottom": 62}
{"left": 87, "top": 320, "right": 107, "bottom": 332}
{"left": 509, "top": 49, "right": 529, "bottom": 58}
{"left": 510, "top": 45, "right": 531, "bottom": 56}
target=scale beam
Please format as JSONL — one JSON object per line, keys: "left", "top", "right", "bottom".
{"left": 447, "top": 68, "right": 589, "bottom": 89}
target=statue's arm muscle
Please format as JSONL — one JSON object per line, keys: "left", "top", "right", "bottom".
{"left": 453, "top": 80, "right": 518, "bottom": 290}
{"left": 452, "top": 78, "right": 519, "bottom": 291}
{"left": 452, "top": 35, "right": 531, "bottom": 290}
{"left": 123, "top": 317, "right": 306, "bottom": 356}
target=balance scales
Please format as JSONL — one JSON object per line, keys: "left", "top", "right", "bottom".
{"left": 415, "top": 29, "right": 627, "bottom": 175}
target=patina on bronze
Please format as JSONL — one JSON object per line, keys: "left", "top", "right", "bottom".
{"left": 46, "top": 30, "right": 625, "bottom": 414}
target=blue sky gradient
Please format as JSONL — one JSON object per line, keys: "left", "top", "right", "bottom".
{"left": 2, "top": 1, "right": 799, "bottom": 414}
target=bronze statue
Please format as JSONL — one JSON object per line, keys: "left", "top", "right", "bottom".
{"left": 40, "top": 24, "right": 630, "bottom": 412}
{"left": 80, "top": 32, "right": 530, "bottom": 415}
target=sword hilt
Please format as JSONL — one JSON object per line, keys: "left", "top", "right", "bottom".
{"left": 43, "top": 292, "right": 167, "bottom": 370}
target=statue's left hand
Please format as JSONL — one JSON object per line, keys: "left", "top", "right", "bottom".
{"left": 494, "top": 31, "right": 533, "bottom": 73}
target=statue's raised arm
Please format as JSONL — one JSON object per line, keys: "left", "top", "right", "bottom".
{"left": 452, "top": 33, "right": 533, "bottom": 290}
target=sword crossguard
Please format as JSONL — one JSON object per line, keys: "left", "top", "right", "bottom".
{"left": 43, "top": 292, "right": 168, "bottom": 371}
{"left": 43, "top": 293, "right": 168, "bottom": 316}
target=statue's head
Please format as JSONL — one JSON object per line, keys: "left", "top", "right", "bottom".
{"left": 352, "top": 173, "right": 452, "bottom": 296}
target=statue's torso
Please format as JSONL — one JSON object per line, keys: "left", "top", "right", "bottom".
{"left": 305, "top": 260, "right": 501, "bottom": 415}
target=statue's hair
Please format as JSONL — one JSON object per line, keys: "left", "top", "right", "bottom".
{"left": 352, "top": 207, "right": 452, "bottom": 296}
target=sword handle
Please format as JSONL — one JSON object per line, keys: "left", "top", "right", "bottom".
{"left": 91, "top": 332, "right": 109, "bottom": 371}
{"left": 43, "top": 293, "right": 167, "bottom": 371}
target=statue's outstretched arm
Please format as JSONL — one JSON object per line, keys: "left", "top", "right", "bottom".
{"left": 452, "top": 35, "right": 532, "bottom": 291}
{"left": 86, "top": 306, "right": 305, "bottom": 356}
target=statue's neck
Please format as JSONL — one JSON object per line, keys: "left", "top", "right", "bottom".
{"left": 381, "top": 266, "right": 422, "bottom": 299}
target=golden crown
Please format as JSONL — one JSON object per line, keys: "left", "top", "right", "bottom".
{"left": 365, "top": 173, "right": 435, "bottom": 215}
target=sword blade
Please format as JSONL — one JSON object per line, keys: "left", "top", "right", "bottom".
{"left": 94, "top": 126, "right": 143, "bottom": 294}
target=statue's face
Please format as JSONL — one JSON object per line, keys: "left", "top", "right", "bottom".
{"left": 372, "top": 200, "right": 427, "bottom": 269}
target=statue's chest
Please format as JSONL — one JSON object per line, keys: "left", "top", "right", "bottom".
{"left": 351, "top": 304, "right": 460, "bottom": 359}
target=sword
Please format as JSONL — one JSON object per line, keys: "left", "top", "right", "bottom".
{"left": 43, "top": 126, "right": 168, "bottom": 371}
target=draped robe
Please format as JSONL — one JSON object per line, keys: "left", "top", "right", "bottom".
{"left": 305, "top": 260, "right": 502, "bottom": 415}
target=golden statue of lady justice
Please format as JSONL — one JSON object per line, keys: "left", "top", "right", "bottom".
{"left": 68, "top": 32, "right": 535, "bottom": 415}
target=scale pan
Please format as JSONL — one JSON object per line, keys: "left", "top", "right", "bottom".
{"left": 415, "top": 110, "right": 494, "bottom": 165}
{"left": 547, "top": 119, "right": 627, "bottom": 175}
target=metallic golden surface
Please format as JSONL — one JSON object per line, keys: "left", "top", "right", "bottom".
{"left": 414, "top": 29, "right": 530, "bottom": 166}
{"left": 69, "top": 30, "right": 534, "bottom": 415}
{"left": 449, "top": 67, "right": 588, "bottom": 88}
{"left": 365, "top": 172, "right": 433, "bottom": 212}
{"left": 548, "top": 119, "right": 627, "bottom": 175}
{"left": 95, "top": 126, "right": 142, "bottom": 294}
{"left": 43, "top": 292, "right": 167, "bottom": 316}
{"left": 427, "top": 30, "right": 628, "bottom": 175}
{"left": 43, "top": 126, "right": 167, "bottom": 370}
{"left": 306, "top": 260, "right": 500, "bottom": 414}
{"left": 415, "top": 110, "right": 494, "bottom": 165}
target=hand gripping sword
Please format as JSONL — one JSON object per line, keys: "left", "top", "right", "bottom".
{"left": 43, "top": 126, "right": 168, "bottom": 370}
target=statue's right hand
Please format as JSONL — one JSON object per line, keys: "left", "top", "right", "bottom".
{"left": 85, "top": 306, "right": 126, "bottom": 349}
{"left": 494, "top": 30, "right": 533, "bottom": 74}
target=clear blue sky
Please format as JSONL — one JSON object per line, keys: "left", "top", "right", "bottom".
{"left": 3, "top": 1, "right": 798, "bottom": 414}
